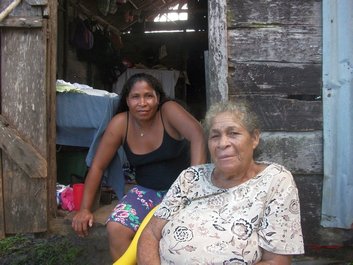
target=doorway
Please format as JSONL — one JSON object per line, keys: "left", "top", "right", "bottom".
{"left": 55, "top": 0, "right": 209, "bottom": 204}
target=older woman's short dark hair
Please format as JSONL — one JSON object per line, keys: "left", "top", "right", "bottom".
{"left": 203, "top": 100, "right": 260, "bottom": 136}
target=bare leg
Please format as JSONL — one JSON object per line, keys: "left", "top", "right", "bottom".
{"left": 107, "top": 221, "right": 135, "bottom": 261}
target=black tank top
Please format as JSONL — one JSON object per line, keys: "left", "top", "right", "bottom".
{"left": 123, "top": 111, "right": 190, "bottom": 190}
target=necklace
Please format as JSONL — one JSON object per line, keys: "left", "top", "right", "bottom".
{"left": 135, "top": 124, "right": 144, "bottom": 136}
{"left": 136, "top": 125, "right": 145, "bottom": 137}
{"left": 135, "top": 117, "right": 156, "bottom": 137}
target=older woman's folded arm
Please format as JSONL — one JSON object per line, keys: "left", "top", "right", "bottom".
{"left": 137, "top": 216, "right": 167, "bottom": 265}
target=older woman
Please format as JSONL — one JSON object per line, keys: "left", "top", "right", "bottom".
{"left": 72, "top": 73, "right": 206, "bottom": 261}
{"left": 137, "top": 100, "right": 304, "bottom": 264}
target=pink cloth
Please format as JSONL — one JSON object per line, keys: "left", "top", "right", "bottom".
{"left": 60, "top": 187, "right": 75, "bottom": 211}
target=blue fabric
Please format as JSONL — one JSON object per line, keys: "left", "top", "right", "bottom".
{"left": 56, "top": 92, "right": 125, "bottom": 199}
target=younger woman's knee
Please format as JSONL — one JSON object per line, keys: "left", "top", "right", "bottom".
{"left": 106, "top": 221, "right": 135, "bottom": 240}
{"left": 106, "top": 221, "right": 120, "bottom": 236}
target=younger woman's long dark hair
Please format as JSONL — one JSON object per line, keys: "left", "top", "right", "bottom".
{"left": 116, "top": 73, "right": 169, "bottom": 114}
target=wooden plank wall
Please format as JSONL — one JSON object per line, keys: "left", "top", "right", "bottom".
{"left": 47, "top": 0, "right": 58, "bottom": 221}
{"left": 0, "top": 145, "right": 3, "bottom": 238}
{"left": 0, "top": 0, "right": 49, "bottom": 234}
{"left": 207, "top": 0, "right": 228, "bottom": 105}
{"left": 226, "top": 0, "right": 323, "bottom": 244}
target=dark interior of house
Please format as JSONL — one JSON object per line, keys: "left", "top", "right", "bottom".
{"left": 57, "top": 0, "right": 208, "bottom": 120}
{"left": 56, "top": 0, "right": 208, "bottom": 196}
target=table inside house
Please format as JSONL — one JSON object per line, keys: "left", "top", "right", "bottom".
{"left": 56, "top": 91, "right": 125, "bottom": 199}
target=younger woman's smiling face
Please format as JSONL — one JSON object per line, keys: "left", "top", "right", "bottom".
{"left": 126, "top": 80, "right": 159, "bottom": 120}
{"left": 208, "top": 111, "right": 259, "bottom": 177}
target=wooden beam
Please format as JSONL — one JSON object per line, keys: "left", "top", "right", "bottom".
{"left": 128, "top": 0, "right": 138, "bottom": 10}
{"left": 256, "top": 131, "right": 323, "bottom": 174}
{"left": 229, "top": 95, "right": 322, "bottom": 131}
{"left": 0, "top": 115, "right": 47, "bottom": 178}
{"left": 0, "top": 16, "right": 43, "bottom": 28}
{"left": 25, "top": 0, "right": 48, "bottom": 5}
{"left": 0, "top": 0, "right": 21, "bottom": 22}
{"left": 207, "top": 0, "right": 228, "bottom": 105}
{"left": 47, "top": 0, "right": 58, "bottom": 218}
{"left": 0, "top": 150, "right": 4, "bottom": 239}
{"left": 228, "top": 62, "right": 321, "bottom": 96}
{"left": 68, "top": 0, "right": 121, "bottom": 36}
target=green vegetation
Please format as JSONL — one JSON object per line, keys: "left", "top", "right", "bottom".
{"left": 0, "top": 234, "right": 82, "bottom": 265}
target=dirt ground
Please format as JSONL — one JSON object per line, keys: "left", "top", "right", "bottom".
{"left": 0, "top": 202, "right": 115, "bottom": 265}
{"left": 0, "top": 232, "right": 112, "bottom": 265}
{"left": 1, "top": 232, "right": 353, "bottom": 265}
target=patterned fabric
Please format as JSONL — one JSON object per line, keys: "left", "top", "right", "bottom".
{"left": 107, "top": 185, "right": 167, "bottom": 231}
{"left": 155, "top": 162, "right": 305, "bottom": 265}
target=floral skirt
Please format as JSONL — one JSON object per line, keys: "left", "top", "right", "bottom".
{"left": 106, "top": 185, "right": 167, "bottom": 231}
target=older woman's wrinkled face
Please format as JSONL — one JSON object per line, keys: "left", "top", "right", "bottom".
{"left": 208, "top": 112, "right": 259, "bottom": 176}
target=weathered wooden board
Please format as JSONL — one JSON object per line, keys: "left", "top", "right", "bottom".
{"left": 228, "top": 26, "right": 322, "bottom": 63}
{"left": 2, "top": 30, "right": 47, "bottom": 151}
{"left": 25, "top": 0, "right": 48, "bottom": 6}
{"left": 3, "top": 154, "right": 47, "bottom": 233}
{"left": 0, "top": 151, "right": 4, "bottom": 238}
{"left": 229, "top": 95, "right": 322, "bottom": 131}
{"left": 0, "top": 17, "right": 43, "bottom": 28}
{"left": 0, "top": 115, "right": 47, "bottom": 178}
{"left": 46, "top": 0, "right": 58, "bottom": 217}
{"left": 295, "top": 174, "right": 323, "bottom": 244}
{"left": 227, "top": 0, "right": 322, "bottom": 27}
{"left": 207, "top": 0, "right": 228, "bottom": 105}
{"left": 0, "top": 0, "right": 42, "bottom": 17}
{"left": 255, "top": 131, "right": 323, "bottom": 174}
{"left": 228, "top": 62, "right": 322, "bottom": 96}
{"left": 1, "top": 27, "right": 48, "bottom": 233}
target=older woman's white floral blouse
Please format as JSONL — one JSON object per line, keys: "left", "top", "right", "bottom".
{"left": 155, "top": 162, "right": 304, "bottom": 265}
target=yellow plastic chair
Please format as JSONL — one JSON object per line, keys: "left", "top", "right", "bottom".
{"left": 113, "top": 205, "right": 158, "bottom": 265}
